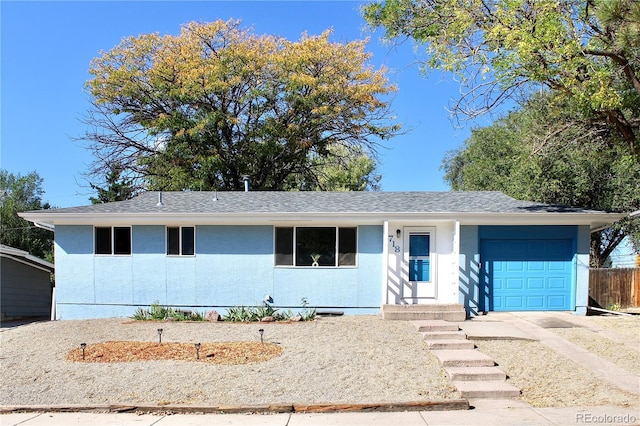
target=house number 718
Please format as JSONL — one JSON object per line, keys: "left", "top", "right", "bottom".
{"left": 388, "top": 235, "right": 401, "bottom": 253}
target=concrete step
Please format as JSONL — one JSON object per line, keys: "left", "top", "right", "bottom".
{"left": 453, "top": 380, "right": 521, "bottom": 399}
{"left": 412, "top": 320, "right": 460, "bottom": 333}
{"left": 421, "top": 331, "right": 467, "bottom": 340}
{"left": 382, "top": 304, "right": 466, "bottom": 321}
{"left": 383, "top": 304, "right": 464, "bottom": 312}
{"left": 426, "top": 339, "right": 475, "bottom": 350}
{"left": 384, "top": 311, "right": 466, "bottom": 321}
{"left": 431, "top": 350, "right": 495, "bottom": 367}
{"left": 445, "top": 366, "right": 507, "bottom": 381}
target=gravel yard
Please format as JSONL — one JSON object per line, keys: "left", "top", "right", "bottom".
{"left": 1, "top": 314, "right": 638, "bottom": 410}
{"left": 474, "top": 339, "right": 638, "bottom": 408}
{"left": 549, "top": 327, "right": 640, "bottom": 376}
{"left": 0, "top": 316, "right": 457, "bottom": 407}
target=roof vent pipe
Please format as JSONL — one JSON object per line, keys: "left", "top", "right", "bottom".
{"left": 243, "top": 175, "right": 250, "bottom": 192}
{"left": 156, "top": 191, "right": 164, "bottom": 207}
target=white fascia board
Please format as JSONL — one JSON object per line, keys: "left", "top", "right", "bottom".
{"left": 18, "top": 210, "right": 626, "bottom": 228}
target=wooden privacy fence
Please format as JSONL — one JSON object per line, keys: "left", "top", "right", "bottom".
{"left": 589, "top": 268, "right": 640, "bottom": 309}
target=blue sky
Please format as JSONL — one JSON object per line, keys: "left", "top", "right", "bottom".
{"left": 2, "top": 0, "right": 482, "bottom": 208}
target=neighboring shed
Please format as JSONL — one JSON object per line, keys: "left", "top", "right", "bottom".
{"left": 0, "top": 245, "right": 54, "bottom": 320}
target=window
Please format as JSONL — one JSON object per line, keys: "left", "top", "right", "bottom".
{"left": 95, "top": 226, "right": 131, "bottom": 255}
{"left": 409, "top": 233, "right": 430, "bottom": 282}
{"left": 275, "top": 226, "right": 357, "bottom": 267}
{"left": 167, "top": 226, "right": 195, "bottom": 255}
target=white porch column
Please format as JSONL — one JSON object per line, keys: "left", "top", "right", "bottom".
{"left": 382, "top": 220, "right": 389, "bottom": 305}
{"left": 452, "top": 220, "right": 461, "bottom": 303}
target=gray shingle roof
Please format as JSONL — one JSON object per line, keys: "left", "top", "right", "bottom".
{"left": 31, "top": 191, "right": 605, "bottom": 215}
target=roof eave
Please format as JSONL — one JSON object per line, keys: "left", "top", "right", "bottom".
{"left": 18, "top": 210, "right": 626, "bottom": 228}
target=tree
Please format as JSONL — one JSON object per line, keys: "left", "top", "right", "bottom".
{"left": 89, "top": 165, "right": 136, "bottom": 204}
{"left": 363, "top": 0, "right": 640, "bottom": 154}
{"left": 282, "top": 145, "right": 382, "bottom": 191}
{"left": 441, "top": 95, "right": 640, "bottom": 266}
{"left": 0, "top": 170, "right": 53, "bottom": 261}
{"left": 82, "top": 20, "right": 399, "bottom": 192}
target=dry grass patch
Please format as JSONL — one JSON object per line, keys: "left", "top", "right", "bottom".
{"left": 67, "top": 341, "right": 283, "bottom": 364}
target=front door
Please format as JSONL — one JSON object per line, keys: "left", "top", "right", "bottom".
{"left": 401, "top": 227, "right": 436, "bottom": 301}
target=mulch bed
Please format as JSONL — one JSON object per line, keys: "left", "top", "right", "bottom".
{"left": 67, "top": 341, "right": 283, "bottom": 364}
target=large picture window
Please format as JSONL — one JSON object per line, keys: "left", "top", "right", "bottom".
{"left": 167, "top": 226, "right": 195, "bottom": 255}
{"left": 275, "top": 227, "right": 357, "bottom": 267}
{"left": 95, "top": 226, "right": 131, "bottom": 255}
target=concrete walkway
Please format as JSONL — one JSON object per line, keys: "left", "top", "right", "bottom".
{"left": 457, "top": 312, "right": 640, "bottom": 395}
{"left": 1, "top": 402, "right": 638, "bottom": 425}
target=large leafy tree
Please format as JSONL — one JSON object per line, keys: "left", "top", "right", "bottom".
{"left": 363, "top": 0, "right": 640, "bottom": 154}
{"left": 442, "top": 95, "right": 640, "bottom": 266}
{"left": 0, "top": 170, "right": 53, "bottom": 261}
{"left": 82, "top": 20, "right": 399, "bottom": 192}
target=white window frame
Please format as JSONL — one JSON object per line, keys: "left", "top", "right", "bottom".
{"left": 274, "top": 226, "right": 358, "bottom": 268}
{"left": 94, "top": 226, "right": 132, "bottom": 256}
{"left": 166, "top": 226, "right": 196, "bottom": 256}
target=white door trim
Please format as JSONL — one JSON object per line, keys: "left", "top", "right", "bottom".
{"left": 401, "top": 226, "right": 437, "bottom": 301}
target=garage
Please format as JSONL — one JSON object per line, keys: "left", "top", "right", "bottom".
{"left": 479, "top": 228, "right": 576, "bottom": 311}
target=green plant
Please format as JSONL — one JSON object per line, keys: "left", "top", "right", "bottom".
{"left": 132, "top": 307, "right": 150, "bottom": 320}
{"left": 299, "top": 297, "right": 316, "bottom": 321}
{"left": 255, "top": 301, "right": 277, "bottom": 319}
{"left": 222, "top": 297, "right": 316, "bottom": 322}
{"left": 274, "top": 309, "right": 294, "bottom": 321}
{"left": 131, "top": 301, "right": 205, "bottom": 321}
{"left": 223, "top": 305, "right": 258, "bottom": 322}
{"left": 606, "top": 302, "right": 622, "bottom": 312}
{"left": 149, "top": 302, "right": 170, "bottom": 320}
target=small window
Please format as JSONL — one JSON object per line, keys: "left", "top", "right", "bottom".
{"left": 338, "top": 227, "right": 357, "bottom": 266}
{"left": 95, "top": 226, "right": 131, "bottom": 255}
{"left": 275, "top": 227, "right": 293, "bottom": 265}
{"left": 409, "top": 233, "right": 430, "bottom": 282}
{"left": 95, "top": 227, "right": 112, "bottom": 255}
{"left": 113, "top": 227, "right": 131, "bottom": 255}
{"left": 275, "top": 226, "right": 357, "bottom": 267}
{"left": 167, "top": 226, "right": 195, "bottom": 256}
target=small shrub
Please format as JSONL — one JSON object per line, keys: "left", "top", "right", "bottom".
{"left": 131, "top": 301, "right": 205, "bottom": 321}
{"left": 132, "top": 307, "right": 150, "bottom": 320}
{"left": 149, "top": 302, "right": 170, "bottom": 320}
{"left": 222, "top": 297, "right": 315, "bottom": 322}
{"left": 299, "top": 297, "right": 316, "bottom": 321}
{"left": 223, "top": 305, "right": 261, "bottom": 322}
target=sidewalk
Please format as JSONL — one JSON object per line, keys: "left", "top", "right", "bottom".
{"left": 2, "top": 402, "right": 638, "bottom": 425}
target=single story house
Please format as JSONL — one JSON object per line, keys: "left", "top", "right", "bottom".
{"left": 19, "top": 191, "right": 624, "bottom": 320}
{"left": 1, "top": 244, "right": 54, "bottom": 320}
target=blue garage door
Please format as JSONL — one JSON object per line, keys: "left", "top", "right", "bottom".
{"left": 481, "top": 239, "right": 574, "bottom": 311}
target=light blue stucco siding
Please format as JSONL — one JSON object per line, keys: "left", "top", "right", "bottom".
{"left": 53, "top": 224, "right": 383, "bottom": 319}
{"left": 194, "top": 225, "right": 275, "bottom": 306}
{"left": 458, "top": 225, "right": 589, "bottom": 317}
